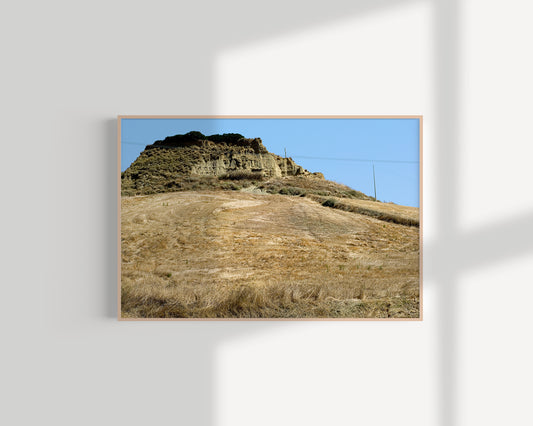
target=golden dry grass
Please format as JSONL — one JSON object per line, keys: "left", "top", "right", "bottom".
{"left": 307, "top": 194, "right": 420, "bottom": 227}
{"left": 121, "top": 191, "right": 420, "bottom": 319}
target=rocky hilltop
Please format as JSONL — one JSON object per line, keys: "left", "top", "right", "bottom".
{"left": 121, "top": 131, "right": 325, "bottom": 195}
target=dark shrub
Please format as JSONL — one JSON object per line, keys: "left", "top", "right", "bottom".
{"left": 185, "top": 131, "right": 205, "bottom": 139}
{"left": 152, "top": 131, "right": 206, "bottom": 148}
{"left": 207, "top": 133, "right": 245, "bottom": 144}
{"left": 219, "top": 171, "right": 263, "bottom": 181}
{"left": 279, "top": 186, "right": 306, "bottom": 196}
{"left": 322, "top": 199, "right": 337, "bottom": 208}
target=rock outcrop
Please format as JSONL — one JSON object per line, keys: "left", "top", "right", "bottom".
{"left": 122, "top": 131, "right": 324, "bottom": 195}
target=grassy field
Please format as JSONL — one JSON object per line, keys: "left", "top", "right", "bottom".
{"left": 121, "top": 190, "right": 420, "bottom": 319}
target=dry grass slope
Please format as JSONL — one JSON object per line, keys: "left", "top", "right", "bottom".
{"left": 121, "top": 191, "right": 420, "bottom": 319}
{"left": 309, "top": 195, "right": 419, "bottom": 227}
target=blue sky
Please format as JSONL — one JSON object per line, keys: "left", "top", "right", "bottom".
{"left": 121, "top": 117, "right": 420, "bottom": 207}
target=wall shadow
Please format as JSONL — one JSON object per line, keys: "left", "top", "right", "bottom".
{"left": 104, "top": 119, "right": 118, "bottom": 318}
{"left": 432, "top": 1, "right": 461, "bottom": 425}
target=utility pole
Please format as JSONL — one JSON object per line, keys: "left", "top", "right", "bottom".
{"left": 372, "top": 162, "right": 377, "bottom": 201}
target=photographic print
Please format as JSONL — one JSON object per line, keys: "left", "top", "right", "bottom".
{"left": 119, "top": 116, "right": 421, "bottom": 320}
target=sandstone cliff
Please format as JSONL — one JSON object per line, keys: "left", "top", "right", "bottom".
{"left": 121, "top": 131, "right": 324, "bottom": 195}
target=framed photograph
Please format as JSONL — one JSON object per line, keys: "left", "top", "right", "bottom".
{"left": 118, "top": 116, "right": 422, "bottom": 320}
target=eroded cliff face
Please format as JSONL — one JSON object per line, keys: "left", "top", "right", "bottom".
{"left": 190, "top": 151, "right": 309, "bottom": 178}
{"left": 121, "top": 132, "right": 324, "bottom": 195}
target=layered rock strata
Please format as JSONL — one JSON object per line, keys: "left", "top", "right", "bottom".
{"left": 121, "top": 132, "right": 323, "bottom": 195}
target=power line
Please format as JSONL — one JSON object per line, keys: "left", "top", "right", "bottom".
{"left": 121, "top": 142, "right": 419, "bottom": 164}
{"left": 372, "top": 162, "right": 377, "bottom": 201}
{"left": 292, "top": 155, "right": 418, "bottom": 164}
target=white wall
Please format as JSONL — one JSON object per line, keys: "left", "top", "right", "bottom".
{"left": 1, "top": 1, "right": 532, "bottom": 425}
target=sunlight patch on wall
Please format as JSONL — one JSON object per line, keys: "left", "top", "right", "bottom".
{"left": 458, "top": 0, "right": 533, "bottom": 230}
{"left": 215, "top": 2, "right": 431, "bottom": 115}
